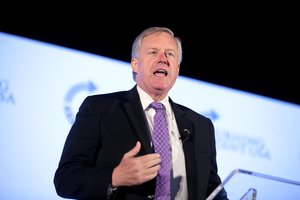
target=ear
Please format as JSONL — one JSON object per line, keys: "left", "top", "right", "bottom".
{"left": 131, "top": 58, "right": 138, "bottom": 73}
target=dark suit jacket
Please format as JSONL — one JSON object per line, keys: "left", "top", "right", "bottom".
{"left": 54, "top": 85, "right": 227, "bottom": 200}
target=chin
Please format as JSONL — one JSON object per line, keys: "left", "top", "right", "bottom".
{"left": 153, "top": 85, "right": 170, "bottom": 93}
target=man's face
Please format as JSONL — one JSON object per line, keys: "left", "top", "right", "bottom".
{"left": 131, "top": 32, "right": 180, "bottom": 99}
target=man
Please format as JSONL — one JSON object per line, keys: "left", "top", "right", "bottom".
{"left": 54, "top": 27, "right": 227, "bottom": 200}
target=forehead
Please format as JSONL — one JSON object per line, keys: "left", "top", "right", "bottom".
{"left": 142, "top": 32, "right": 177, "bottom": 49}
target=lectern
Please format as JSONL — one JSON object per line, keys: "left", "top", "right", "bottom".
{"left": 206, "top": 169, "right": 300, "bottom": 200}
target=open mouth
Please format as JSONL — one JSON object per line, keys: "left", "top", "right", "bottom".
{"left": 153, "top": 69, "right": 168, "bottom": 76}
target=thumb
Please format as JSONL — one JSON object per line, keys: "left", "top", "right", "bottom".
{"left": 123, "top": 141, "right": 141, "bottom": 159}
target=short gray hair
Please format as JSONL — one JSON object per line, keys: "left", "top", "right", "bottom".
{"left": 131, "top": 27, "right": 183, "bottom": 81}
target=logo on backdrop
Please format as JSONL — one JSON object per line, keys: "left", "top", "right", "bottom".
{"left": 202, "top": 109, "right": 271, "bottom": 160}
{"left": 216, "top": 128, "right": 271, "bottom": 160}
{"left": 0, "top": 79, "right": 16, "bottom": 105}
{"left": 202, "top": 109, "right": 219, "bottom": 121}
{"left": 64, "top": 81, "right": 97, "bottom": 124}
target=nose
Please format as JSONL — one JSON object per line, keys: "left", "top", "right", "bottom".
{"left": 158, "top": 60, "right": 168, "bottom": 65}
{"left": 157, "top": 52, "right": 168, "bottom": 64}
{"left": 157, "top": 51, "right": 168, "bottom": 59}
{"left": 156, "top": 51, "right": 170, "bottom": 66}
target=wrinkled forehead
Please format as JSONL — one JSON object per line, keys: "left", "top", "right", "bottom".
{"left": 141, "top": 32, "right": 178, "bottom": 50}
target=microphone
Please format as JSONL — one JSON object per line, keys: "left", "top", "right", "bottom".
{"left": 180, "top": 128, "right": 191, "bottom": 143}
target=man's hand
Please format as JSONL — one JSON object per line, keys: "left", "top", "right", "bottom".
{"left": 111, "top": 141, "right": 160, "bottom": 187}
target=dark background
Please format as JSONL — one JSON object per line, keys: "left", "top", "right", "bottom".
{"left": 1, "top": 6, "right": 299, "bottom": 105}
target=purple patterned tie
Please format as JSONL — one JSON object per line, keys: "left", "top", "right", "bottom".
{"left": 151, "top": 102, "right": 171, "bottom": 200}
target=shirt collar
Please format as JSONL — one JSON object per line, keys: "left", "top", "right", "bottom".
{"left": 136, "top": 85, "right": 171, "bottom": 112}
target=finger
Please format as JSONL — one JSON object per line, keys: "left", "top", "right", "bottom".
{"left": 138, "top": 153, "right": 160, "bottom": 164}
{"left": 123, "top": 141, "right": 141, "bottom": 159}
{"left": 144, "top": 164, "right": 160, "bottom": 181}
{"left": 141, "top": 154, "right": 161, "bottom": 168}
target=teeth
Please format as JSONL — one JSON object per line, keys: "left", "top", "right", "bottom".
{"left": 154, "top": 69, "right": 167, "bottom": 76}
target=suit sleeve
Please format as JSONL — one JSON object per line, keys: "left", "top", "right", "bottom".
{"left": 53, "top": 96, "right": 113, "bottom": 200}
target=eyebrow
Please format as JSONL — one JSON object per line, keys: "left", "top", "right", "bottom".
{"left": 146, "top": 47, "right": 176, "bottom": 52}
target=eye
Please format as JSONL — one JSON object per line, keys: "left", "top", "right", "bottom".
{"left": 165, "top": 51, "right": 175, "bottom": 57}
{"left": 148, "top": 50, "right": 158, "bottom": 55}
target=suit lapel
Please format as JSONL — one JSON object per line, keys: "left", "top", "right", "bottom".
{"left": 171, "top": 99, "right": 196, "bottom": 200}
{"left": 123, "top": 86, "right": 153, "bottom": 154}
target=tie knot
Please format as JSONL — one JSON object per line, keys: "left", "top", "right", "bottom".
{"left": 151, "top": 102, "right": 163, "bottom": 111}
